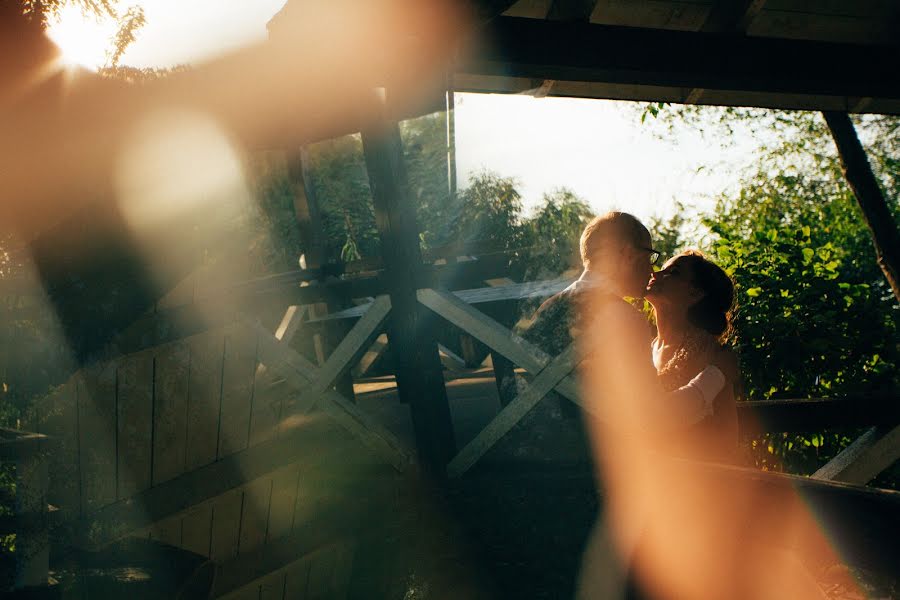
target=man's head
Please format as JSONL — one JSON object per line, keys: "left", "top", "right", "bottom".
{"left": 580, "top": 211, "right": 657, "bottom": 297}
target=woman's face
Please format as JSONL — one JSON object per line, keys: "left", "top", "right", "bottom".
{"left": 645, "top": 256, "right": 704, "bottom": 309}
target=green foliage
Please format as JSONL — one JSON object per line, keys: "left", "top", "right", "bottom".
{"left": 520, "top": 188, "right": 594, "bottom": 278}
{"left": 694, "top": 111, "right": 900, "bottom": 477}
{"left": 304, "top": 134, "right": 381, "bottom": 262}
{"left": 401, "top": 113, "right": 452, "bottom": 248}
{"left": 448, "top": 170, "right": 526, "bottom": 252}
{"left": 105, "top": 4, "right": 145, "bottom": 68}
{"left": 648, "top": 200, "right": 692, "bottom": 263}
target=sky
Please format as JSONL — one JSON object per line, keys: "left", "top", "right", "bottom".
{"left": 46, "top": 0, "right": 763, "bottom": 226}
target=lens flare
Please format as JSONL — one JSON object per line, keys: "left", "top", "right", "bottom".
{"left": 46, "top": 4, "right": 117, "bottom": 71}
{"left": 115, "top": 108, "right": 249, "bottom": 231}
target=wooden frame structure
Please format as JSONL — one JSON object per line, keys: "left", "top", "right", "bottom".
{"left": 3, "top": 0, "right": 900, "bottom": 597}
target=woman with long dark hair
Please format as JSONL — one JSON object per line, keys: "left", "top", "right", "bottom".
{"left": 644, "top": 249, "right": 740, "bottom": 462}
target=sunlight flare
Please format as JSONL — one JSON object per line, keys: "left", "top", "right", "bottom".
{"left": 46, "top": 4, "right": 117, "bottom": 71}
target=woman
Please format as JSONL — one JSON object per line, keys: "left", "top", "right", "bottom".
{"left": 644, "top": 249, "right": 740, "bottom": 462}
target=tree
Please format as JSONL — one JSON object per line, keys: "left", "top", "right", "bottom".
{"left": 448, "top": 170, "right": 526, "bottom": 252}
{"left": 693, "top": 112, "right": 899, "bottom": 476}
{"left": 520, "top": 188, "right": 594, "bottom": 279}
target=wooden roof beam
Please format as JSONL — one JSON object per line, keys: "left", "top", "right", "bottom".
{"left": 688, "top": 0, "right": 767, "bottom": 103}
{"left": 462, "top": 17, "right": 900, "bottom": 102}
{"left": 701, "top": 0, "right": 767, "bottom": 34}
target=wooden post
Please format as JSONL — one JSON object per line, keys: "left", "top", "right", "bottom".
{"left": 361, "top": 92, "right": 456, "bottom": 471}
{"left": 287, "top": 148, "right": 356, "bottom": 401}
{"left": 823, "top": 111, "right": 900, "bottom": 304}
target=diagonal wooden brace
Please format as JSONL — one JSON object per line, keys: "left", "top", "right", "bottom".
{"left": 250, "top": 296, "right": 411, "bottom": 471}
{"left": 812, "top": 424, "right": 900, "bottom": 485}
{"left": 447, "top": 344, "right": 580, "bottom": 478}
{"left": 417, "top": 287, "right": 582, "bottom": 404}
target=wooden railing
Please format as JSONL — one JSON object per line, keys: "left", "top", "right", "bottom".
{"left": 9, "top": 273, "right": 900, "bottom": 596}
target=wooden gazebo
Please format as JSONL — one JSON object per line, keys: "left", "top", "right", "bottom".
{"left": 1, "top": 1, "right": 899, "bottom": 598}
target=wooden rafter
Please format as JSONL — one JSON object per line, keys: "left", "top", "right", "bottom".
{"left": 464, "top": 17, "right": 900, "bottom": 101}
{"left": 687, "top": 0, "right": 768, "bottom": 104}
{"left": 701, "top": 0, "right": 767, "bottom": 33}
{"left": 547, "top": 0, "right": 598, "bottom": 22}
{"left": 417, "top": 288, "right": 580, "bottom": 402}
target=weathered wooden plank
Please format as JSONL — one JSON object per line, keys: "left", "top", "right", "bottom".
{"left": 77, "top": 364, "right": 117, "bottom": 513}
{"left": 267, "top": 465, "right": 302, "bottom": 542}
{"left": 66, "top": 418, "right": 350, "bottom": 548}
{"left": 218, "top": 326, "right": 258, "bottom": 458}
{"left": 329, "top": 542, "right": 355, "bottom": 600}
{"left": 352, "top": 333, "right": 389, "bottom": 378}
{"left": 218, "top": 582, "right": 261, "bottom": 600}
{"left": 185, "top": 331, "right": 225, "bottom": 471}
{"left": 417, "top": 287, "right": 580, "bottom": 402}
{"left": 210, "top": 493, "right": 388, "bottom": 599}
{"left": 447, "top": 344, "right": 580, "bottom": 478}
{"left": 591, "top": 0, "right": 712, "bottom": 30}
{"left": 210, "top": 488, "right": 244, "bottom": 561}
{"left": 238, "top": 476, "right": 273, "bottom": 556}
{"left": 35, "top": 380, "right": 80, "bottom": 518}
{"left": 116, "top": 351, "right": 154, "bottom": 499}
{"left": 503, "top": 0, "right": 553, "bottom": 19}
{"left": 283, "top": 557, "right": 311, "bottom": 599}
{"left": 813, "top": 424, "right": 900, "bottom": 485}
{"left": 152, "top": 343, "right": 191, "bottom": 485}
{"left": 252, "top": 321, "right": 319, "bottom": 391}
{"left": 258, "top": 570, "right": 286, "bottom": 600}
{"left": 149, "top": 514, "right": 182, "bottom": 547}
{"left": 319, "top": 278, "right": 571, "bottom": 322}
{"left": 181, "top": 504, "right": 213, "bottom": 558}
{"left": 321, "top": 394, "right": 412, "bottom": 472}
{"left": 305, "top": 545, "right": 337, "bottom": 600}
{"left": 749, "top": 8, "right": 896, "bottom": 45}
{"left": 248, "top": 371, "right": 283, "bottom": 447}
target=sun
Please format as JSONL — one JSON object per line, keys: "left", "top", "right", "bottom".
{"left": 46, "top": 4, "right": 118, "bottom": 71}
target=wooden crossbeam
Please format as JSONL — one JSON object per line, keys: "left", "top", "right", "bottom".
{"left": 254, "top": 305, "right": 309, "bottom": 385}
{"left": 252, "top": 321, "right": 321, "bottom": 391}
{"left": 813, "top": 424, "right": 900, "bottom": 485}
{"left": 447, "top": 344, "right": 580, "bottom": 477}
{"left": 417, "top": 287, "right": 580, "bottom": 402}
{"left": 465, "top": 17, "right": 900, "bottom": 101}
{"left": 353, "top": 333, "right": 389, "bottom": 378}
{"left": 290, "top": 295, "right": 391, "bottom": 414}
{"left": 250, "top": 298, "right": 412, "bottom": 471}
{"left": 701, "top": 0, "right": 766, "bottom": 33}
